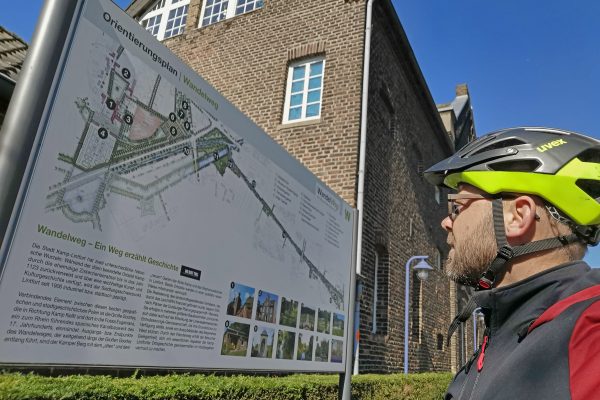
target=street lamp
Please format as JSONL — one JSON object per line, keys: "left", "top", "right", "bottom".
{"left": 404, "top": 255, "right": 433, "bottom": 374}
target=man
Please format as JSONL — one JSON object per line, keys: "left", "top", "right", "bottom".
{"left": 424, "top": 127, "right": 600, "bottom": 400}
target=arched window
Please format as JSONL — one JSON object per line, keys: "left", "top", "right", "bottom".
{"left": 372, "top": 247, "right": 389, "bottom": 334}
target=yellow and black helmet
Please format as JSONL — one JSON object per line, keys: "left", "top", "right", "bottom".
{"left": 425, "top": 127, "right": 600, "bottom": 226}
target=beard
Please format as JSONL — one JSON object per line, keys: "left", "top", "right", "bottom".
{"left": 444, "top": 215, "right": 498, "bottom": 287}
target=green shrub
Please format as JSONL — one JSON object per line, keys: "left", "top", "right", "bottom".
{"left": 0, "top": 371, "right": 452, "bottom": 400}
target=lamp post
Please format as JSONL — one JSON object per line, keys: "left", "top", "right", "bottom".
{"left": 473, "top": 308, "right": 485, "bottom": 352}
{"left": 404, "top": 255, "right": 433, "bottom": 374}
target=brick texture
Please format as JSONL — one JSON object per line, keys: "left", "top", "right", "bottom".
{"left": 356, "top": 2, "right": 453, "bottom": 372}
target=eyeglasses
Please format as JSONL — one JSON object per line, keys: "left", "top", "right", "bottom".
{"left": 447, "top": 193, "right": 497, "bottom": 221}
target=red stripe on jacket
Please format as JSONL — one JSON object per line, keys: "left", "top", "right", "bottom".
{"left": 569, "top": 300, "right": 600, "bottom": 400}
{"left": 528, "top": 285, "right": 600, "bottom": 334}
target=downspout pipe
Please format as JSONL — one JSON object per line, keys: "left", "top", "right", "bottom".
{"left": 353, "top": 0, "right": 376, "bottom": 376}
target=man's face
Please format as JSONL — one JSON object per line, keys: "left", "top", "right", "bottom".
{"left": 442, "top": 184, "right": 498, "bottom": 287}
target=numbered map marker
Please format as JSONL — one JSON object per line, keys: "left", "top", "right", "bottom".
{"left": 97, "top": 127, "right": 108, "bottom": 139}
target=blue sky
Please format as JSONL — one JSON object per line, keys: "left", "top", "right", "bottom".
{"left": 2, "top": 0, "right": 600, "bottom": 266}
{"left": 390, "top": 0, "right": 600, "bottom": 266}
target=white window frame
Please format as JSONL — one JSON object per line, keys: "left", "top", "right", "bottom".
{"left": 140, "top": 0, "right": 190, "bottom": 41}
{"left": 282, "top": 57, "right": 325, "bottom": 124}
{"left": 198, "top": 0, "right": 264, "bottom": 28}
{"left": 143, "top": 14, "right": 162, "bottom": 37}
{"left": 163, "top": 3, "right": 189, "bottom": 39}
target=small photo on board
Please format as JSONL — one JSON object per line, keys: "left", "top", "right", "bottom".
{"left": 251, "top": 326, "right": 275, "bottom": 358}
{"left": 279, "top": 297, "right": 298, "bottom": 327}
{"left": 299, "top": 304, "right": 316, "bottom": 331}
{"left": 255, "top": 290, "right": 278, "bottom": 324}
{"left": 226, "top": 282, "right": 255, "bottom": 319}
{"left": 317, "top": 309, "right": 331, "bottom": 334}
{"left": 276, "top": 330, "right": 296, "bottom": 360}
{"left": 331, "top": 339, "right": 343, "bottom": 363}
{"left": 314, "top": 336, "right": 329, "bottom": 362}
{"left": 296, "top": 333, "right": 314, "bottom": 361}
{"left": 332, "top": 313, "right": 345, "bottom": 337}
{"left": 221, "top": 322, "right": 250, "bottom": 357}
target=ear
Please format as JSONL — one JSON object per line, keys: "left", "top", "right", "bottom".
{"left": 505, "top": 196, "right": 537, "bottom": 242}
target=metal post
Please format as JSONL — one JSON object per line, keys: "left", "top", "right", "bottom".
{"left": 340, "top": 210, "right": 359, "bottom": 400}
{"left": 0, "top": 0, "right": 81, "bottom": 250}
{"left": 403, "top": 255, "right": 429, "bottom": 374}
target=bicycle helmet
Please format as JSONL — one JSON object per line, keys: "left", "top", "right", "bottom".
{"left": 425, "top": 127, "right": 600, "bottom": 226}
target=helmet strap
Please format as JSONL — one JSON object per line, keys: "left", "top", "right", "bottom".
{"left": 477, "top": 198, "right": 583, "bottom": 290}
{"left": 477, "top": 198, "right": 511, "bottom": 289}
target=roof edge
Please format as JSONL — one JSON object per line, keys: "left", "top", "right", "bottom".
{"left": 376, "top": 0, "right": 454, "bottom": 155}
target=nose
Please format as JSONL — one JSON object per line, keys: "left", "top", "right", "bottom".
{"left": 441, "top": 215, "right": 453, "bottom": 232}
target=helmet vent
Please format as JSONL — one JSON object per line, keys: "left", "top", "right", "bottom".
{"left": 577, "top": 148, "right": 600, "bottom": 163}
{"left": 488, "top": 159, "right": 541, "bottom": 172}
{"left": 576, "top": 179, "right": 600, "bottom": 202}
{"left": 470, "top": 138, "right": 526, "bottom": 156}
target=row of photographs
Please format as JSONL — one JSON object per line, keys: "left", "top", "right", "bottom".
{"left": 226, "top": 282, "right": 344, "bottom": 336}
{"left": 221, "top": 321, "right": 344, "bottom": 363}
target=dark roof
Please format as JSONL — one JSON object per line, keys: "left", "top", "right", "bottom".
{"left": 0, "top": 26, "right": 28, "bottom": 82}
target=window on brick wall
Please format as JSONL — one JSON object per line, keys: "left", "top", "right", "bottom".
{"left": 199, "top": 0, "right": 264, "bottom": 27}
{"left": 140, "top": 0, "right": 189, "bottom": 41}
{"left": 371, "top": 248, "right": 389, "bottom": 335}
{"left": 283, "top": 57, "right": 325, "bottom": 123}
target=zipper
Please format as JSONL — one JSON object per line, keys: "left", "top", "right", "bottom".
{"left": 459, "top": 328, "right": 490, "bottom": 400}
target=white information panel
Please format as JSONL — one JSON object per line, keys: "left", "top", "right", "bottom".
{"left": 0, "top": 0, "right": 355, "bottom": 372}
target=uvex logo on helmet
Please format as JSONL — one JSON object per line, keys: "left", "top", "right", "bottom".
{"left": 536, "top": 139, "right": 567, "bottom": 153}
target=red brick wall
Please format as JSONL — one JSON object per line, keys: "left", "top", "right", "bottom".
{"left": 356, "top": 1, "right": 453, "bottom": 372}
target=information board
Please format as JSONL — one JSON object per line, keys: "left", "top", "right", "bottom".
{"left": 0, "top": 0, "right": 355, "bottom": 372}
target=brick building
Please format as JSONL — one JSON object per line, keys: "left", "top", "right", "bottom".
{"left": 126, "top": 0, "right": 473, "bottom": 373}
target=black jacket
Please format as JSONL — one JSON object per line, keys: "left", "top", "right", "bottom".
{"left": 446, "top": 261, "right": 600, "bottom": 400}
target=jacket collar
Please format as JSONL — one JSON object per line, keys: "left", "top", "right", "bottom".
{"left": 471, "top": 261, "right": 590, "bottom": 335}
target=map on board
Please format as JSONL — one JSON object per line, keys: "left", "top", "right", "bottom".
{"left": 43, "top": 41, "right": 346, "bottom": 309}
{"left": 0, "top": 0, "right": 354, "bottom": 372}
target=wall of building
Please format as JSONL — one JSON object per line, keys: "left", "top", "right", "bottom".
{"left": 356, "top": 1, "right": 453, "bottom": 373}
{"left": 163, "top": 0, "right": 367, "bottom": 206}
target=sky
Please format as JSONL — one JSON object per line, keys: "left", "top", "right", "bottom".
{"left": 1, "top": 0, "right": 599, "bottom": 266}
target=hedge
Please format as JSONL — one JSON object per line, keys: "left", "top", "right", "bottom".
{"left": 0, "top": 372, "right": 452, "bottom": 400}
